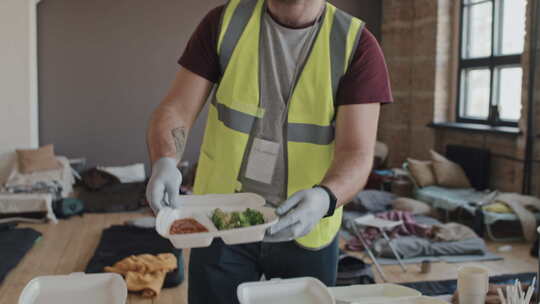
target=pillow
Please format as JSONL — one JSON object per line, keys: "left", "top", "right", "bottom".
{"left": 407, "top": 158, "right": 436, "bottom": 187}
{"left": 430, "top": 150, "right": 471, "bottom": 188}
{"left": 392, "top": 197, "right": 432, "bottom": 215}
{"left": 16, "top": 144, "right": 61, "bottom": 174}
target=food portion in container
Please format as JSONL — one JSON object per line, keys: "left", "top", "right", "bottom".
{"left": 169, "top": 218, "right": 209, "bottom": 234}
{"left": 211, "top": 208, "right": 265, "bottom": 230}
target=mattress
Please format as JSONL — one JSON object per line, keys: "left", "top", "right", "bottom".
{"left": 0, "top": 192, "right": 57, "bottom": 223}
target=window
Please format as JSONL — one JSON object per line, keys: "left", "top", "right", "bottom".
{"left": 458, "top": 0, "right": 527, "bottom": 126}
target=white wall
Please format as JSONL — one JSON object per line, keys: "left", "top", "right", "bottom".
{"left": 0, "top": 0, "right": 39, "bottom": 182}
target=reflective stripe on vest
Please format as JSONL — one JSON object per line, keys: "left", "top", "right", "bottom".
{"left": 211, "top": 96, "right": 335, "bottom": 145}
{"left": 194, "top": 0, "right": 364, "bottom": 249}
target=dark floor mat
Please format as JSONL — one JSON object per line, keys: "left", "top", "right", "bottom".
{"left": 85, "top": 225, "right": 184, "bottom": 288}
{"left": 400, "top": 272, "right": 536, "bottom": 296}
{"left": 0, "top": 228, "right": 42, "bottom": 283}
{"left": 337, "top": 253, "right": 375, "bottom": 286}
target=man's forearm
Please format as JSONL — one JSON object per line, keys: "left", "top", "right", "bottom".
{"left": 147, "top": 106, "right": 189, "bottom": 164}
{"left": 320, "top": 103, "right": 380, "bottom": 208}
{"left": 147, "top": 68, "right": 213, "bottom": 165}
{"left": 321, "top": 149, "right": 374, "bottom": 207}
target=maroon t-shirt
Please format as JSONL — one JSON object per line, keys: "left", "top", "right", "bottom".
{"left": 179, "top": 6, "right": 393, "bottom": 106}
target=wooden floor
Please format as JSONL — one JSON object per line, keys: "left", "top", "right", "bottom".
{"left": 1, "top": 211, "right": 537, "bottom": 303}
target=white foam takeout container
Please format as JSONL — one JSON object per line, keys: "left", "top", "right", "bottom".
{"left": 330, "top": 283, "right": 422, "bottom": 303}
{"left": 237, "top": 279, "right": 442, "bottom": 304}
{"left": 237, "top": 277, "right": 335, "bottom": 304}
{"left": 156, "top": 193, "right": 278, "bottom": 248}
{"left": 18, "top": 273, "right": 127, "bottom": 304}
{"left": 355, "top": 296, "right": 449, "bottom": 304}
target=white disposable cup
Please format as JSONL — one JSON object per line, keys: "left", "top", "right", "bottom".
{"left": 457, "top": 265, "right": 489, "bottom": 304}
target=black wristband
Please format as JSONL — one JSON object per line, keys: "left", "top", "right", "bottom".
{"left": 313, "top": 184, "right": 337, "bottom": 218}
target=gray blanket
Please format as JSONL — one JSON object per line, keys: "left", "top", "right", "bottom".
{"left": 350, "top": 190, "right": 396, "bottom": 213}
{"left": 374, "top": 236, "right": 486, "bottom": 259}
{"left": 342, "top": 211, "right": 487, "bottom": 259}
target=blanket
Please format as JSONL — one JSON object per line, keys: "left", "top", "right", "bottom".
{"left": 0, "top": 228, "right": 42, "bottom": 283}
{"left": 4, "top": 180, "right": 63, "bottom": 201}
{"left": 346, "top": 190, "right": 395, "bottom": 213}
{"left": 345, "top": 211, "right": 432, "bottom": 251}
{"left": 374, "top": 236, "right": 486, "bottom": 259}
{"left": 342, "top": 211, "right": 487, "bottom": 259}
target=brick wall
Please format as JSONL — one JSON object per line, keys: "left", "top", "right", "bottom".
{"left": 379, "top": 0, "right": 537, "bottom": 193}
{"left": 379, "top": 0, "right": 440, "bottom": 165}
{"left": 531, "top": 0, "right": 540, "bottom": 195}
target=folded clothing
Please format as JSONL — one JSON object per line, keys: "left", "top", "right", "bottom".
{"left": 0, "top": 228, "right": 42, "bottom": 283}
{"left": 85, "top": 225, "right": 184, "bottom": 288}
{"left": 105, "top": 253, "right": 177, "bottom": 298}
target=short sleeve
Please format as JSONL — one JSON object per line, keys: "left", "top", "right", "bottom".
{"left": 178, "top": 6, "right": 224, "bottom": 83}
{"left": 336, "top": 27, "right": 393, "bottom": 106}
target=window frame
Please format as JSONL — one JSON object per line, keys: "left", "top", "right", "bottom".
{"left": 457, "top": 0, "right": 523, "bottom": 127}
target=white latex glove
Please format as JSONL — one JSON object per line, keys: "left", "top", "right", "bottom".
{"left": 265, "top": 187, "right": 330, "bottom": 242}
{"left": 146, "top": 157, "right": 182, "bottom": 214}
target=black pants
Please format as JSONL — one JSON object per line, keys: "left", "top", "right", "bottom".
{"left": 188, "top": 237, "right": 339, "bottom": 304}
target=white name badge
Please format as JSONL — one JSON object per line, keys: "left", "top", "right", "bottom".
{"left": 245, "top": 138, "right": 280, "bottom": 184}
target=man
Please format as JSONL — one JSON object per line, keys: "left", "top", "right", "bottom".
{"left": 146, "top": 0, "right": 392, "bottom": 303}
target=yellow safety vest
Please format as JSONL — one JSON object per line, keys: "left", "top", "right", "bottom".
{"left": 193, "top": 0, "right": 364, "bottom": 249}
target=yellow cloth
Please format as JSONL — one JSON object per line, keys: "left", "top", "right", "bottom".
{"left": 105, "top": 253, "right": 177, "bottom": 298}
{"left": 483, "top": 202, "right": 513, "bottom": 214}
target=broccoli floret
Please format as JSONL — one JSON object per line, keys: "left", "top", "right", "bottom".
{"left": 244, "top": 208, "right": 265, "bottom": 225}
{"left": 211, "top": 208, "right": 265, "bottom": 230}
{"left": 211, "top": 208, "right": 228, "bottom": 230}
{"left": 229, "top": 212, "right": 250, "bottom": 228}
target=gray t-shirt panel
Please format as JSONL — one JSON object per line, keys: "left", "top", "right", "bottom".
{"left": 238, "top": 13, "right": 321, "bottom": 206}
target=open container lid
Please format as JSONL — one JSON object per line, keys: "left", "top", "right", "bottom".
{"left": 237, "top": 277, "right": 335, "bottom": 304}
{"left": 18, "top": 273, "right": 127, "bottom": 304}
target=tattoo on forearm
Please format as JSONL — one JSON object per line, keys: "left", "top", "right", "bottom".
{"left": 171, "top": 127, "right": 187, "bottom": 161}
